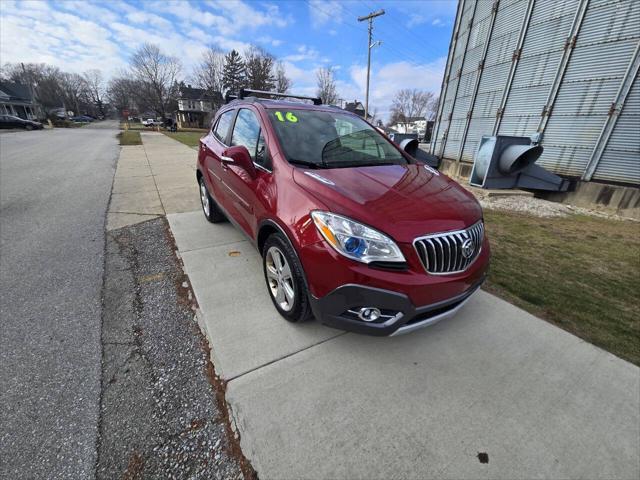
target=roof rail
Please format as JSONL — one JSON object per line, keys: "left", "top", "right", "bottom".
{"left": 227, "top": 88, "right": 322, "bottom": 105}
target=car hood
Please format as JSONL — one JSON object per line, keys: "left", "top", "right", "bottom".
{"left": 292, "top": 164, "right": 482, "bottom": 243}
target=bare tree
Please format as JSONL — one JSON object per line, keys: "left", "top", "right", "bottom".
{"left": 107, "top": 74, "right": 140, "bottom": 115}
{"left": 244, "top": 45, "right": 275, "bottom": 91}
{"left": 426, "top": 95, "right": 439, "bottom": 121}
{"left": 1, "top": 62, "right": 65, "bottom": 111}
{"left": 274, "top": 61, "right": 292, "bottom": 93}
{"left": 389, "top": 89, "right": 434, "bottom": 130}
{"left": 368, "top": 106, "right": 380, "bottom": 125}
{"left": 316, "top": 66, "right": 339, "bottom": 105}
{"left": 193, "top": 47, "right": 225, "bottom": 105}
{"left": 57, "top": 72, "right": 89, "bottom": 115}
{"left": 130, "top": 43, "right": 182, "bottom": 119}
{"left": 83, "top": 69, "right": 105, "bottom": 116}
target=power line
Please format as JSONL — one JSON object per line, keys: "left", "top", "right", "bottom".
{"left": 341, "top": 2, "right": 436, "bottom": 67}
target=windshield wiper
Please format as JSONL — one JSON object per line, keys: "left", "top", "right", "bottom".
{"left": 288, "top": 158, "right": 326, "bottom": 169}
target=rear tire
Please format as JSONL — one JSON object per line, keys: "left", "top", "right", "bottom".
{"left": 199, "top": 176, "right": 225, "bottom": 223}
{"left": 25, "top": 124, "right": 33, "bottom": 131}
{"left": 263, "top": 233, "right": 312, "bottom": 323}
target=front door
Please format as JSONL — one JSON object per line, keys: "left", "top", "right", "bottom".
{"left": 224, "top": 107, "right": 274, "bottom": 238}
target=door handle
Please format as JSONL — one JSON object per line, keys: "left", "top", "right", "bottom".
{"left": 220, "top": 155, "right": 234, "bottom": 169}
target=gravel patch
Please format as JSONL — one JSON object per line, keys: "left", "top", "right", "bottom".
{"left": 97, "top": 217, "right": 250, "bottom": 479}
{"left": 464, "top": 186, "right": 638, "bottom": 221}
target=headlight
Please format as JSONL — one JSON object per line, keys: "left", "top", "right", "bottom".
{"left": 311, "top": 211, "right": 405, "bottom": 264}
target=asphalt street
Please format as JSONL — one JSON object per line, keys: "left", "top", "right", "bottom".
{"left": 0, "top": 122, "right": 118, "bottom": 479}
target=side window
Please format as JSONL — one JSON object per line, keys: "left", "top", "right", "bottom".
{"left": 255, "top": 132, "right": 271, "bottom": 170}
{"left": 213, "top": 110, "right": 234, "bottom": 143}
{"left": 231, "top": 109, "right": 271, "bottom": 170}
{"left": 231, "top": 109, "right": 260, "bottom": 161}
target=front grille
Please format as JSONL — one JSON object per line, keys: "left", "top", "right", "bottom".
{"left": 414, "top": 221, "right": 484, "bottom": 274}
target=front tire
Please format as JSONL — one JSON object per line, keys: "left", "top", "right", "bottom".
{"left": 199, "top": 176, "right": 225, "bottom": 223}
{"left": 263, "top": 233, "right": 312, "bottom": 323}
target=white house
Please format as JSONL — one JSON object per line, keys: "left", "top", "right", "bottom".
{"left": 393, "top": 116, "right": 427, "bottom": 135}
{"left": 175, "top": 85, "right": 222, "bottom": 129}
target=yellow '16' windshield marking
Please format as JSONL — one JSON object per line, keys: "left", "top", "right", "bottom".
{"left": 274, "top": 111, "right": 298, "bottom": 123}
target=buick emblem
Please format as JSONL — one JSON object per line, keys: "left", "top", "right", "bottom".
{"left": 461, "top": 238, "right": 474, "bottom": 259}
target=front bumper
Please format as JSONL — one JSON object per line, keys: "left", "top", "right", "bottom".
{"left": 308, "top": 275, "right": 486, "bottom": 336}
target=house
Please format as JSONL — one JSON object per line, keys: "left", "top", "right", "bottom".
{"left": 342, "top": 100, "right": 373, "bottom": 120}
{"left": 0, "top": 81, "right": 43, "bottom": 120}
{"left": 392, "top": 116, "right": 427, "bottom": 135}
{"left": 175, "top": 85, "right": 222, "bottom": 129}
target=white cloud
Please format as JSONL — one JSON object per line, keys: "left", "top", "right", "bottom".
{"left": 308, "top": 0, "right": 346, "bottom": 28}
{"left": 283, "top": 45, "right": 319, "bottom": 62}
{"left": 336, "top": 58, "right": 447, "bottom": 120}
{"left": 0, "top": 4, "right": 125, "bottom": 76}
{"left": 407, "top": 14, "right": 426, "bottom": 28}
{"left": 126, "top": 11, "right": 173, "bottom": 30}
{"left": 257, "top": 36, "right": 284, "bottom": 48}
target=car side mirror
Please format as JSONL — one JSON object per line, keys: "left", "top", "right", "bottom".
{"left": 224, "top": 146, "right": 256, "bottom": 177}
{"left": 399, "top": 138, "right": 441, "bottom": 169}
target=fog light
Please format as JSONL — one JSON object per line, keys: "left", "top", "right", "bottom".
{"left": 358, "top": 307, "right": 381, "bottom": 322}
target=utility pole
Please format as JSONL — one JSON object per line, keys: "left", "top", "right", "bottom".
{"left": 358, "top": 9, "right": 385, "bottom": 121}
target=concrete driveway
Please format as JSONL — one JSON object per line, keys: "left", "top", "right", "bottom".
{"left": 168, "top": 210, "right": 640, "bottom": 479}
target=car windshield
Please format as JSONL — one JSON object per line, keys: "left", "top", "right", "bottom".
{"left": 266, "top": 108, "right": 408, "bottom": 169}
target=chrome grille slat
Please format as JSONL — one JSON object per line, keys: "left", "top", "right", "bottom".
{"left": 413, "top": 221, "right": 484, "bottom": 275}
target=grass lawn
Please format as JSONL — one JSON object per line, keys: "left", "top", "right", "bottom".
{"left": 118, "top": 130, "right": 142, "bottom": 145}
{"left": 119, "top": 122, "right": 145, "bottom": 130}
{"left": 161, "top": 131, "right": 205, "bottom": 148}
{"left": 483, "top": 209, "right": 639, "bottom": 365}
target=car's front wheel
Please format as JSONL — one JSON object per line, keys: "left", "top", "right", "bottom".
{"left": 199, "top": 177, "right": 225, "bottom": 223}
{"left": 263, "top": 233, "right": 312, "bottom": 323}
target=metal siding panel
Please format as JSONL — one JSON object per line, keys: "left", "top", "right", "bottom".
{"left": 593, "top": 77, "right": 640, "bottom": 184}
{"left": 498, "top": 0, "right": 577, "bottom": 134}
{"left": 462, "top": 117, "right": 496, "bottom": 161}
{"left": 552, "top": 78, "right": 621, "bottom": 115}
{"left": 537, "top": 145, "right": 592, "bottom": 176}
{"left": 443, "top": 119, "right": 465, "bottom": 158}
{"left": 477, "top": 61, "right": 512, "bottom": 94}
{"left": 563, "top": 39, "right": 638, "bottom": 82}
{"left": 496, "top": 115, "right": 540, "bottom": 135}
{"left": 538, "top": 2, "right": 639, "bottom": 182}
{"left": 543, "top": 116, "right": 608, "bottom": 148}
{"left": 578, "top": 0, "right": 640, "bottom": 45}
{"left": 435, "top": 0, "right": 639, "bottom": 185}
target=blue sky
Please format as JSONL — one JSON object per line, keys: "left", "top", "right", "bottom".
{"left": 0, "top": 0, "right": 457, "bottom": 118}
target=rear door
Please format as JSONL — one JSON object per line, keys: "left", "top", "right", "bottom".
{"left": 200, "top": 109, "right": 236, "bottom": 214}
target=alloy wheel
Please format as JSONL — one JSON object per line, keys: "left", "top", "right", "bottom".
{"left": 200, "top": 181, "right": 210, "bottom": 217}
{"left": 265, "top": 246, "right": 295, "bottom": 312}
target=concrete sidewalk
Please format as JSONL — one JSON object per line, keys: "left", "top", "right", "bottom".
{"left": 168, "top": 211, "right": 640, "bottom": 480}
{"left": 107, "top": 132, "right": 200, "bottom": 230}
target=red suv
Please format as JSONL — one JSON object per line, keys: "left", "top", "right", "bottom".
{"left": 197, "top": 90, "right": 489, "bottom": 336}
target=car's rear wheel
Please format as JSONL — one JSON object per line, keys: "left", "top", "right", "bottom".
{"left": 199, "top": 177, "right": 225, "bottom": 223}
{"left": 25, "top": 124, "right": 33, "bottom": 131}
{"left": 263, "top": 233, "right": 312, "bottom": 323}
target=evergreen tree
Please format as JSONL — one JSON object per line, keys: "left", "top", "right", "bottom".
{"left": 244, "top": 46, "right": 276, "bottom": 91}
{"left": 222, "top": 50, "right": 245, "bottom": 93}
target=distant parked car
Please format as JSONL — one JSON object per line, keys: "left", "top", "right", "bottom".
{"left": 0, "top": 115, "right": 44, "bottom": 130}
{"left": 71, "top": 115, "right": 94, "bottom": 123}
{"left": 142, "top": 118, "right": 162, "bottom": 127}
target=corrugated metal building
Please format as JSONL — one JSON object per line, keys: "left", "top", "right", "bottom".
{"left": 430, "top": 0, "right": 640, "bottom": 187}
